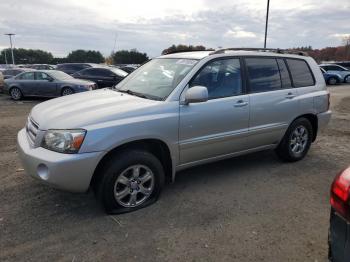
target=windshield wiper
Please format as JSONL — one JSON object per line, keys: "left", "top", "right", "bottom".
{"left": 117, "top": 89, "right": 163, "bottom": 101}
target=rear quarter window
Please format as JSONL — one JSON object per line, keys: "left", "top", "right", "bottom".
{"left": 286, "top": 59, "right": 315, "bottom": 87}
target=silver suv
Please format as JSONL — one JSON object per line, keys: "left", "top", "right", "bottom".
{"left": 18, "top": 49, "right": 331, "bottom": 214}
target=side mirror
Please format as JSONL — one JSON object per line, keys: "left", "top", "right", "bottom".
{"left": 184, "top": 85, "right": 208, "bottom": 104}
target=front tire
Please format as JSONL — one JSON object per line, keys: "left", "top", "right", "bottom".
{"left": 61, "top": 87, "right": 74, "bottom": 96}
{"left": 10, "top": 87, "right": 23, "bottom": 100}
{"left": 327, "top": 77, "right": 337, "bottom": 85}
{"left": 95, "top": 150, "right": 165, "bottom": 214}
{"left": 275, "top": 118, "right": 313, "bottom": 162}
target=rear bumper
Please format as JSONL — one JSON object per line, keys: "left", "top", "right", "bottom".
{"left": 329, "top": 209, "right": 350, "bottom": 262}
{"left": 17, "top": 128, "right": 104, "bottom": 192}
{"left": 318, "top": 110, "right": 332, "bottom": 130}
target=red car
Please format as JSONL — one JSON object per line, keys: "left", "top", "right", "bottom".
{"left": 329, "top": 167, "right": 350, "bottom": 262}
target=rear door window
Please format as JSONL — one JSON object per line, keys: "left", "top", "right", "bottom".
{"left": 35, "top": 72, "right": 52, "bottom": 80}
{"left": 245, "top": 58, "right": 281, "bottom": 93}
{"left": 286, "top": 59, "right": 315, "bottom": 87}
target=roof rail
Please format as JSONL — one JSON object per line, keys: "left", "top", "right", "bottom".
{"left": 210, "top": 48, "right": 308, "bottom": 56}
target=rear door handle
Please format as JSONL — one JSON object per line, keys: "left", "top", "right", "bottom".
{"left": 234, "top": 100, "right": 248, "bottom": 107}
{"left": 285, "top": 92, "right": 296, "bottom": 99}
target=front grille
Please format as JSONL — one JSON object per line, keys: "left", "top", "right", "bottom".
{"left": 26, "top": 117, "right": 39, "bottom": 145}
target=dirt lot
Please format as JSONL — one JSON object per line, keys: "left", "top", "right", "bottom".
{"left": 0, "top": 85, "right": 349, "bottom": 262}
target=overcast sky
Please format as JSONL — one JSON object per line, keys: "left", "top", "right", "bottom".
{"left": 0, "top": 0, "right": 349, "bottom": 58}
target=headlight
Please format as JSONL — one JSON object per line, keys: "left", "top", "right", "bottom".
{"left": 42, "top": 129, "right": 86, "bottom": 153}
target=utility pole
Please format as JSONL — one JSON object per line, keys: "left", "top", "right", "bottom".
{"left": 5, "top": 33, "right": 15, "bottom": 65}
{"left": 113, "top": 33, "right": 118, "bottom": 54}
{"left": 264, "top": 0, "right": 270, "bottom": 48}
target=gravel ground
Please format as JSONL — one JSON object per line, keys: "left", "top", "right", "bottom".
{"left": 0, "top": 85, "right": 349, "bottom": 262}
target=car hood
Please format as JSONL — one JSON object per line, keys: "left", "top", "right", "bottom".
{"left": 30, "top": 89, "right": 161, "bottom": 130}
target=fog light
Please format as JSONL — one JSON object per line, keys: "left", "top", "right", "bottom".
{"left": 37, "top": 164, "right": 49, "bottom": 180}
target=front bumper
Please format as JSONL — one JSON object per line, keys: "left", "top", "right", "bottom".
{"left": 17, "top": 128, "right": 104, "bottom": 192}
{"left": 318, "top": 110, "right": 332, "bottom": 130}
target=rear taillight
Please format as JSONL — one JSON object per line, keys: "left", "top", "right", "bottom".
{"left": 331, "top": 167, "right": 350, "bottom": 220}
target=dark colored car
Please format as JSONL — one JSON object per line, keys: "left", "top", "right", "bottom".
{"left": 4, "top": 70, "right": 96, "bottom": 100}
{"left": 73, "top": 67, "right": 128, "bottom": 88}
{"left": 2, "top": 68, "right": 34, "bottom": 79}
{"left": 329, "top": 167, "right": 350, "bottom": 262}
{"left": 56, "top": 63, "right": 96, "bottom": 75}
{"left": 119, "top": 65, "right": 138, "bottom": 73}
{"left": 320, "top": 68, "right": 343, "bottom": 85}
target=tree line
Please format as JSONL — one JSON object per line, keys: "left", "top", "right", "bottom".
{"left": 1, "top": 40, "right": 349, "bottom": 65}
{"left": 0, "top": 48, "right": 149, "bottom": 65}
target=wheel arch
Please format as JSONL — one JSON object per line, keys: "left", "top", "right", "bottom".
{"left": 90, "top": 138, "right": 173, "bottom": 189}
{"left": 290, "top": 114, "right": 318, "bottom": 142}
{"left": 344, "top": 74, "right": 350, "bottom": 83}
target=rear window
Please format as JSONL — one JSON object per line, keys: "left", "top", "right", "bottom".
{"left": 286, "top": 59, "right": 315, "bottom": 87}
{"left": 245, "top": 58, "right": 281, "bottom": 93}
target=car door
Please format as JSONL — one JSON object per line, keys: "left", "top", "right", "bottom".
{"left": 16, "top": 72, "right": 36, "bottom": 95}
{"left": 245, "top": 57, "right": 299, "bottom": 149}
{"left": 179, "top": 58, "right": 249, "bottom": 165}
{"left": 34, "top": 72, "right": 57, "bottom": 96}
{"left": 92, "top": 69, "right": 118, "bottom": 88}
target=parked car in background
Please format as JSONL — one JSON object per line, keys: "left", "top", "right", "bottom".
{"left": 329, "top": 167, "right": 350, "bottom": 262}
{"left": 17, "top": 49, "right": 331, "bottom": 214}
{"left": 73, "top": 67, "right": 128, "bottom": 88}
{"left": 0, "top": 71, "right": 4, "bottom": 92}
{"left": 320, "top": 68, "right": 343, "bottom": 85}
{"left": 327, "top": 61, "right": 350, "bottom": 70}
{"left": 29, "top": 64, "right": 55, "bottom": 70}
{"left": 320, "top": 64, "right": 350, "bottom": 83}
{"left": 56, "top": 63, "right": 96, "bottom": 75}
{"left": 4, "top": 70, "right": 96, "bottom": 100}
{"left": 2, "top": 68, "right": 34, "bottom": 79}
{"left": 118, "top": 65, "right": 138, "bottom": 73}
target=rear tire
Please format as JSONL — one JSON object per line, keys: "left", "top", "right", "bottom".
{"left": 275, "top": 118, "right": 313, "bottom": 162}
{"left": 95, "top": 150, "right": 165, "bottom": 214}
{"left": 344, "top": 75, "right": 350, "bottom": 83}
{"left": 10, "top": 87, "right": 23, "bottom": 100}
{"left": 327, "top": 77, "right": 337, "bottom": 85}
{"left": 61, "top": 87, "right": 74, "bottom": 96}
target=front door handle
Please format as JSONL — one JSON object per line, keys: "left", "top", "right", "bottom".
{"left": 285, "top": 92, "right": 296, "bottom": 99}
{"left": 234, "top": 100, "right": 248, "bottom": 107}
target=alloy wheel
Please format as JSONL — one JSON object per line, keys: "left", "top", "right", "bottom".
{"left": 11, "top": 88, "right": 21, "bottom": 100}
{"left": 290, "top": 125, "right": 309, "bottom": 155}
{"left": 114, "top": 165, "right": 155, "bottom": 208}
{"left": 62, "top": 88, "right": 73, "bottom": 96}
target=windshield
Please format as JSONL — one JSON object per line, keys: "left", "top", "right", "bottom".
{"left": 50, "top": 70, "right": 74, "bottom": 80}
{"left": 116, "top": 58, "right": 198, "bottom": 100}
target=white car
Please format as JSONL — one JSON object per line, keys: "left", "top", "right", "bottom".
{"left": 319, "top": 64, "right": 350, "bottom": 83}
